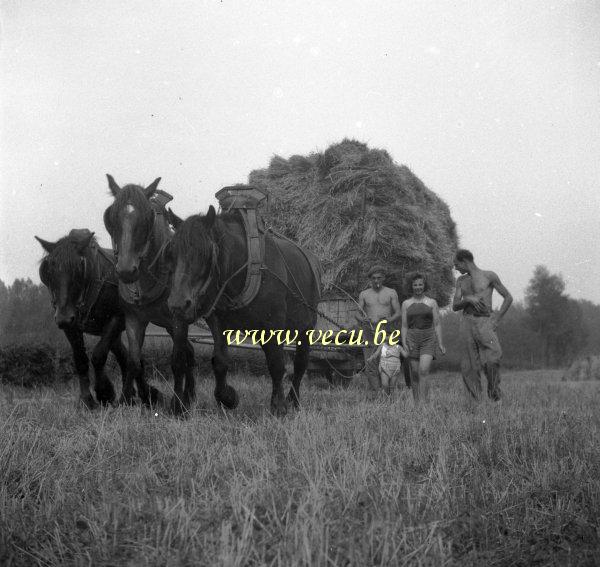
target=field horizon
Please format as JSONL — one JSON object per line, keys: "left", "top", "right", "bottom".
{"left": 1, "top": 370, "right": 599, "bottom": 566}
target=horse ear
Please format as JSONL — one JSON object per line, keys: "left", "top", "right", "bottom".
{"left": 205, "top": 205, "right": 216, "bottom": 229}
{"left": 144, "top": 177, "right": 161, "bottom": 199}
{"left": 35, "top": 236, "right": 57, "bottom": 253}
{"left": 106, "top": 174, "right": 121, "bottom": 196}
{"left": 75, "top": 231, "right": 95, "bottom": 254}
{"left": 166, "top": 208, "right": 183, "bottom": 230}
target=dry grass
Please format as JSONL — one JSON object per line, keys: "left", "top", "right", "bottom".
{"left": 248, "top": 139, "right": 458, "bottom": 305}
{"left": 1, "top": 370, "right": 599, "bottom": 566}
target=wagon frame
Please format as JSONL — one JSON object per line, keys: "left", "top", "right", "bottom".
{"left": 145, "top": 295, "right": 365, "bottom": 387}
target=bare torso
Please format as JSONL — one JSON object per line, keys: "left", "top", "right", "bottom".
{"left": 458, "top": 270, "right": 495, "bottom": 315}
{"left": 360, "top": 286, "right": 398, "bottom": 322}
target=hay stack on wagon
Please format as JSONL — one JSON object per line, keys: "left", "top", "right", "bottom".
{"left": 248, "top": 139, "right": 458, "bottom": 306}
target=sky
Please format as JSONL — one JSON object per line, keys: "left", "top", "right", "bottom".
{"left": 1, "top": 0, "right": 599, "bottom": 304}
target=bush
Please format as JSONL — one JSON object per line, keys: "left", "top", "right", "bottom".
{"left": 0, "top": 344, "right": 72, "bottom": 388}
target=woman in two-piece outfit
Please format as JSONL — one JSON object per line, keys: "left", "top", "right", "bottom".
{"left": 401, "top": 273, "right": 445, "bottom": 402}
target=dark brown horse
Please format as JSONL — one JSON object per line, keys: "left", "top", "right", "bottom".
{"left": 166, "top": 205, "right": 322, "bottom": 415}
{"left": 35, "top": 229, "right": 127, "bottom": 408}
{"left": 102, "top": 175, "right": 195, "bottom": 411}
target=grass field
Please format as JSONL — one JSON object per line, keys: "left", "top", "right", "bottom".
{"left": 1, "top": 370, "right": 599, "bottom": 566}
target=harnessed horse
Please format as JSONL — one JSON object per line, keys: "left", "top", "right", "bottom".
{"left": 166, "top": 202, "right": 322, "bottom": 416}
{"left": 36, "top": 229, "right": 127, "bottom": 408}
{"left": 102, "top": 175, "right": 195, "bottom": 412}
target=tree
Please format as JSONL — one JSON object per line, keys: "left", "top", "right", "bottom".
{"left": 576, "top": 299, "right": 600, "bottom": 356}
{"left": 0, "top": 278, "right": 61, "bottom": 346}
{"left": 497, "top": 302, "right": 545, "bottom": 369}
{"left": 525, "top": 265, "right": 587, "bottom": 366}
{"left": 0, "top": 280, "right": 8, "bottom": 324}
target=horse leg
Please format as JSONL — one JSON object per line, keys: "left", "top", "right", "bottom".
{"left": 135, "top": 322, "right": 156, "bottom": 406}
{"left": 121, "top": 316, "right": 147, "bottom": 405}
{"left": 184, "top": 339, "right": 196, "bottom": 404}
{"left": 261, "top": 342, "right": 287, "bottom": 417}
{"left": 208, "top": 315, "right": 238, "bottom": 409}
{"left": 64, "top": 327, "right": 97, "bottom": 409}
{"left": 91, "top": 316, "right": 121, "bottom": 405}
{"left": 169, "top": 319, "right": 193, "bottom": 415}
{"left": 287, "top": 329, "right": 310, "bottom": 409}
{"left": 110, "top": 336, "right": 128, "bottom": 394}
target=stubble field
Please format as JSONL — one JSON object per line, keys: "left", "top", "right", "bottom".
{"left": 1, "top": 369, "right": 599, "bottom": 566}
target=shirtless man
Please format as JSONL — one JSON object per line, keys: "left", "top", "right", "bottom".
{"left": 356, "top": 265, "right": 401, "bottom": 389}
{"left": 453, "top": 249, "right": 512, "bottom": 401}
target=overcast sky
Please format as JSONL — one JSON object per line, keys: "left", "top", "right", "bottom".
{"left": 1, "top": 0, "right": 599, "bottom": 304}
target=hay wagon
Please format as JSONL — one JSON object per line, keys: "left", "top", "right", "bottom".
{"left": 308, "top": 294, "right": 363, "bottom": 385}
{"left": 149, "top": 295, "right": 363, "bottom": 387}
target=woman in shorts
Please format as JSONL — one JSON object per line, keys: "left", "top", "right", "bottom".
{"left": 401, "top": 272, "right": 446, "bottom": 403}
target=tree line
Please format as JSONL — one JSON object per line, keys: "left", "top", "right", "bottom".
{"left": 1, "top": 265, "right": 598, "bottom": 369}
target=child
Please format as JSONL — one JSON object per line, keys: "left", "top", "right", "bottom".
{"left": 367, "top": 339, "right": 408, "bottom": 395}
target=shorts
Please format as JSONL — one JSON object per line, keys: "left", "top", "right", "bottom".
{"left": 406, "top": 327, "right": 435, "bottom": 360}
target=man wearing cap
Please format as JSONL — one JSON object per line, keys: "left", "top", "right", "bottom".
{"left": 355, "top": 265, "right": 401, "bottom": 389}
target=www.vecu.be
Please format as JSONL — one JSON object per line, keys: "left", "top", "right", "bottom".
{"left": 222, "top": 320, "right": 401, "bottom": 347}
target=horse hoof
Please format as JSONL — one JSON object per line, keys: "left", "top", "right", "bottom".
{"left": 270, "top": 401, "right": 288, "bottom": 418}
{"left": 119, "top": 393, "right": 136, "bottom": 406}
{"left": 215, "top": 385, "right": 239, "bottom": 410}
{"left": 182, "top": 392, "right": 195, "bottom": 410}
{"left": 150, "top": 386, "right": 161, "bottom": 406}
{"left": 95, "top": 384, "right": 116, "bottom": 406}
{"left": 170, "top": 396, "right": 190, "bottom": 416}
{"left": 80, "top": 396, "right": 98, "bottom": 410}
{"left": 286, "top": 390, "right": 300, "bottom": 409}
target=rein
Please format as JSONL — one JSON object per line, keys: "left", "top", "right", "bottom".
{"left": 188, "top": 221, "right": 333, "bottom": 327}
{"left": 192, "top": 242, "right": 249, "bottom": 319}
{"left": 76, "top": 245, "right": 117, "bottom": 328}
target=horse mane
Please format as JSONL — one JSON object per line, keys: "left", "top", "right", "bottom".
{"left": 40, "top": 233, "right": 98, "bottom": 277}
{"left": 173, "top": 211, "right": 237, "bottom": 269}
{"left": 172, "top": 215, "right": 213, "bottom": 267}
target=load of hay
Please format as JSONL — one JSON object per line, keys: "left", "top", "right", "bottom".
{"left": 248, "top": 139, "right": 458, "bottom": 306}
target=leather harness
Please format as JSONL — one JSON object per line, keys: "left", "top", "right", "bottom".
{"left": 211, "top": 186, "right": 268, "bottom": 312}
{"left": 118, "top": 193, "right": 173, "bottom": 307}
{"left": 195, "top": 186, "right": 322, "bottom": 318}
{"left": 75, "top": 242, "right": 118, "bottom": 330}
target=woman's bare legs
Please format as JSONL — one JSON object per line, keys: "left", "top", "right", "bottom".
{"left": 410, "top": 355, "right": 433, "bottom": 402}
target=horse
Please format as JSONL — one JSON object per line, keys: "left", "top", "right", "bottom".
{"left": 35, "top": 229, "right": 127, "bottom": 408}
{"left": 102, "top": 174, "right": 195, "bottom": 412}
{"left": 165, "top": 204, "right": 322, "bottom": 416}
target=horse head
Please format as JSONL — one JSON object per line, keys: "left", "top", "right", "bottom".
{"left": 166, "top": 205, "right": 218, "bottom": 323}
{"left": 103, "top": 174, "right": 161, "bottom": 283}
{"left": 35, "top": 230, "right": 95, "bottom": 329}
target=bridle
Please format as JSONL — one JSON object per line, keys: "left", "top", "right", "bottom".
{"left": 46, "top": 245, "right": 113, "bottom": 328}
{"left": 176, "top": 239, "right": 249, "bottom": 321}
{"left": 111, "top": 208, "right": 156, "bottom": 266}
